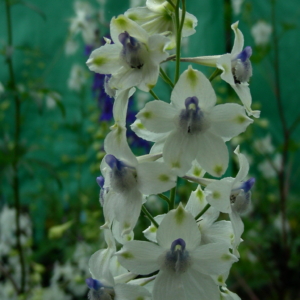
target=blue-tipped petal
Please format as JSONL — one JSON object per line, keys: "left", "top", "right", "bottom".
{"left": 241, "top": 177, "right": 255, "bottom": 193}
{"left": 237, "top": 46, "right": 252, "bottom": 62}
{"left": 97, "top": 176, "right": 105, "bottom": 188}
{"left": 86, "top": 278, "right": 102, "bottom": 291}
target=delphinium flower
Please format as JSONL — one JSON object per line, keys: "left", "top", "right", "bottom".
{"left": 135, "top": 66, "right": 253, "bottom": 177}
{"left": 124, "top": 0, "right": 197, "bottom": 49}
{"left": 86, "top": 229, "right": 151, "bottom": 300}
{"left": 204, "top": 146, "right": 255, "bottom": 257}
{"left": 86, "top": 15, "right": 170, "bottom": 91}
{"left": 99, "top": 88, "right": 176, "bottom": 235}
{"left": 117, "top": 205, "right": 238, "bottom": 300}
{"left": 180, "top": 21, "right": 260, "bottom": 118}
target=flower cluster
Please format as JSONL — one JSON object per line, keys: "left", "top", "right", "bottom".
{"left": 85, "top": 0, "right": 258, "bottom": 299}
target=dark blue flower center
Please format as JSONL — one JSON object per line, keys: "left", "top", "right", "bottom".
{"left": 232, "top": 46, "right": 253, "bottom": 84}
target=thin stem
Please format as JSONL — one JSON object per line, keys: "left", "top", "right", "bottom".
{"left": 5, "top": 0, "right": 26, "bottom": 294}
{"left": 165, "top": 0, "right": 176, "bottom": 9}
{"left": 159, "top": 67, "right": 174, "bottom": 88}
{"left": 149, "top": 89, "right": 159, "bottom": 100}
{"left": 142, "top": 205, "right": 159, "bottom": 228}
{"left": 169, "top": 178, "right": 178, "bottom": 210}
{"left": 174, "top": 0, "right": 186, "bottom": 83}
{"left": 209, "top": 68, "right": 222, "bottom": 82}
{"left": 0, "top": 263, "right": 20, "bottom": 294}
{"left": 289, "top": 114, "right": 300, "bottom": 135}
{"left": 194, "top": 204, "right": 210, "bottom": 220}
{"left": 158, "top": 193, "right": 171, "bottom": 204}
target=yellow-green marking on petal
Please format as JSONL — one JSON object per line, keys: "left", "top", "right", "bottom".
{"left": 171, "top": 161, "right": 180, "bottom": 168}
{"left": 136, "top": 122, "right": 145, "bottom": 129}
{"left": 174, "top": 205, "right": 186, "bottom": 224}
{"left": 193, "top": 166, "right": 202, "bottom": 177}
{"left": 114, "top": 15, "right": 129, "bottom": 29}
{"left": 142, "top": 111, "right": 152, "bottom": 119}
{"left": 213, "top": 165, "right": 224, "bottom": 176}
{"left": 150, "top": 226, "right": 157, "bottom": 233}
{"left": 158, "top": 174, "right": 170, "bottom": 182}
{"left": 120, "top": 251, "right": 134, "bottom": 259}
{"left": 196, "top": 188, "right": 205, "bottom": 202}
{"left": 218, "top": 275, "right": 224, "bottom": 284}
{"left": 184, "top": 18, "right": 194, "bottom": 29}
{"left": 93, "top": 56, "right": 107, "bottom": 66}
{"left": 221, "top": 253, "right": 232, "bottom": 261}
{"left": 235, "top": 114, "right": 247, "bottom": 124}
{"left": 186, "top": 67, "right": 198, "bottom": 88}
{"left": 212, "top": 190, "right": 221, "bottom": 199}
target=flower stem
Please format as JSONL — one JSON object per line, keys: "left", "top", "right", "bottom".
{"left": 195, "top": 204, "right": 211, "bottom": 220}
{"left": 209, "top": 68, "right": 222, "bottom": 82}
{"left": 5, "top": 0, "right": 26, "bottom": 294}
{"left": 142, "top": 205, "right": 159, "bottom": 228}
{"left": 149, "top": 89, "right": 159, "bottom": 100}
{"left": 158, "top": 193, "right": 171, "bottom": 204}
{"left": 174, "top": 0, "right": 186, "bottom": 83}
{"left": 159, "top": 67, "right": 174, "bottom": 88}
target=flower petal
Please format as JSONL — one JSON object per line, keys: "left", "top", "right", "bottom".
{"left": 205, "top": 178, "right": 233, "bottom": 213}
{"left": 117, "top": 241, "right": 163, "bottom": 275}
{"left": 229, "top": 209, "right": 244, "bottom": 258}
{"left": 209, "top": 103, "right": 253, "bottom": 140}
{"left": 231, "top": 21, "right": 244, "bottom": 57}
{"left": 233, "top": 146, "right": 249, "bottom": 184}
{"left": 196, "top": 132, "right": 229, "bottom": 177}
{"left": 86, "top": 43, "right": 122, "bottom": 74}
{"left": 191, "top": 243, "right": 238, "bottom": 276}
{"left": 115, "top": 283, "right": 151, "bottom": 300}
{"left": 137, "top": 161, "right": 176, "bottom": 195}
{"left": 137, "top": 100, "right": 177, "bottom": 133}
{"left": 217, "top": 53, "right": 235, "bottom": 85}
{"left": 157, "top": 205, "right": 201, "bottom": 251}
{"left": 171, "top": 66, "right": 217, "bottom": 110}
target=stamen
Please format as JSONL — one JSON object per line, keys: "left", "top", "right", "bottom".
{"left": 232, "top": 46, "right": 253, "bottom": 84}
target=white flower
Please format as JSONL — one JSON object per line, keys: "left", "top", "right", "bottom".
{"left": 125, "top": 2, "right": 197, "bottom": 50}
{"left": 99, "top": 88, "right": 176, "bottom": 235}
{"left": 205, "top": 146, "right": 255, "bottom": 257}
{"left": 86, "top": 15, "right": 170, "bottom": 92}
{"left": 181, "top": 22, "right": 260, "bottom": 118}
{"left": 68, "top": 64, "right": 89, "bottom": 91}
{"left": 258, "top": 153, "right": 281, "bottom": 179}
{"left": 135, "top": 66, "right": 253, "bottom": 177}
{"left": 253, "top": 134, "right": 274, "bottom": 154}
{"left": 117, "top": 205, "right": 238, "bottom": 300}
{"left": 87, "top": 229, "right": 151, "bottom": 300}
{"left": 231, "top": 0, "right": 244, "bottom": 15}
{"left": 251, "top": 21, "right": 272, "bottom": 46}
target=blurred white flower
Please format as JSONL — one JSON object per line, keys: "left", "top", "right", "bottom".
{"left": 65, "top": 39, "right": 79, "bottom": 55}
{"left": 231, "top": 0, "right": 244, "bottom": 15}
{"left": 251, "top": 21, "right": 272, "bottom": 46}
{"left": 254, "top": 134, "right": 274, "bottom": 154}
{"left": 68, "top": 64, "right": 89, "bottom": 91}
{"left": 258, "top": 153, "right": 281, "bottom": 178}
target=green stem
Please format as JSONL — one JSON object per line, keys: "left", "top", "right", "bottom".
{"left": 174, "top": 0, "right": 186, "bottom": 83}
{"left": 209, "top": 68, "right": 222, "bottom": 82}
{"left": 158, "top": 193, "right": 171, "bottom": 204}
{"left": 5, "top": 0, "right": 26, "bottom": 295}
{"left": 195, "top": 204, "right": 211, "bottom": 220}
{"left": 159, "top": 67, "right": 174, "bottom": 88}
{"left": 142, "top": 205, "right": 159, "bottom": 228}
{"left": 149, "top": 89, "right": 159, "bottom": 100}
{"left": 165, "top": 0, "right": 176, "bottom": 9}
{"left": 169, "top": 178, "right": 178, "bottom": 210}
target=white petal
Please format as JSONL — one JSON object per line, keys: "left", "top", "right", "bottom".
{"left": 231, "top": 21, "right": 244, "bottom": 57}
{"left": 136, "top": 100, "right": 177, "bottom": 133}
{"left": 131, "top": 119, "right": 168, "bottom": 142}
{"left": 163, "top": 130, "right": 198, "bottom": 176}
{"left": 115, "top": 189, "right": 143, "bottom": 235}
{"left": 112, "top": 220, "right": 134, "bottom": 245}
{"left": 110, "top": 15, "right": 149, "bottom": 45}
{"left": 230, "top": 209, "right": 244, "bottom": 258}
{"left": 143, "top": 214, "right": 165, "bottom": 243}
{"left": 115, "top": 283, "right": 151, "bottom": 300}
{"left": 109, "top": 255, "right": 129, "bottom": 277}
{"left": 182, "top": 11, "right": 198, "bottom": 38}
{"left": 181, "top": 268, "right": 220, "bottom": 300}
{"left": 171, "top": 66, "right": 217, "bottom": 110}
{"left": 103, "top": 191, "right": 119, "bottom": 228}
{"left": 209, "top": 103, "right": 253, "bottom": 140}
{"left": 86, "top": 44, "right": 122, "bottom": 74}
{"left": 152, "top": 271, "right": 185, "bottom": 300}
{"left": 117, "top": 241, "right": 163, "bottom": 275}
{"left": 231, "top": 84, "right": 260, "bottom": 118}
{"left": 205, "top": 178, "right": 233, "bottom": 213}
{"left": 201, "top": 220, "right": 234, "bottom": 247}
{"left": 196, "top": 132, "right": 229, "bottom": 177}
{"left": 110, "top": 67, "right": 143, "bottom": 91}
{"left": 137, "top": 161, "right": 176, "bottom": 195}
{"left": 147, "top": 34, "right": 170, "bottom": 64}
{"left": 185, "top": 185, "right": 207, "bottom": 217}
{"left": 233, "top": 146, "right": 249, "bottom": 184}
{"left": 138, "top": 61, "right": 160, "bottom": 92}
{"left": 180, "top": 55, "right": 221, "bottom": 67}
{"left": 113, "top": 88, "right": 136, "bottom": 127}
{"left": 191, "top": 243, "right": 238, "bottom": 276}
{"left": 186, "top": 159, "right": 206, "bottom": 178}
{"left": 104, "top": 127, "right": 138, "bottom": 166}
{"left": 157, "top": 205, "right": 201, "bottom": 251}
{"left": 217, "top": 54, "right": 235, "bottom": 85}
